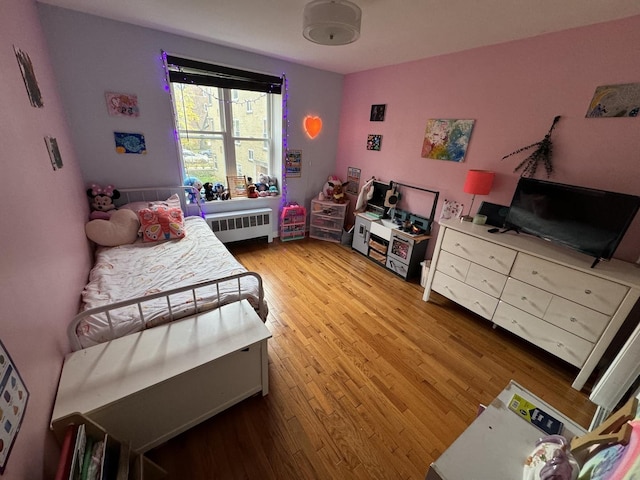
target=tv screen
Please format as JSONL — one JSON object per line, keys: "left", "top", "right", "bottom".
{"left": 504, "top": 178, "right": 640, "bottom": 263}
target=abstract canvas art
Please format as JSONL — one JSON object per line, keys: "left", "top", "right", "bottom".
{"left": 367, "top": 134, "right": 382, "bottom": 151}
{"left": 586, "top": 83, "right": 640, "bottom": 118}
{"left": 421, "top": 119, "right": 475, "bottom": 162}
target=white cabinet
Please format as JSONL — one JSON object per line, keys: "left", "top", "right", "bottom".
{"left": 423, "top": 219, "right": 640, "bottom": 390}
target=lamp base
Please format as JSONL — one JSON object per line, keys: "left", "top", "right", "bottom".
{"left": 460, "top": 215, "right": 474, "bottom": 222}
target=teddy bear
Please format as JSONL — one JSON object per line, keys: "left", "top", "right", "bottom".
{"left": 203, "top": 182, "right": 216, "bottom": 201}
{"left": 87, "top": 184, "right": 120, "bottom": 220}
{"left": 323, "top": 175, "right": 342, "bottom": 200}
{"left": 184, "top": 176, "right": 203, "bottom": 203}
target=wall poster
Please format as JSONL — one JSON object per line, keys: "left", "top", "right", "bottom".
{"left": 286, "top": 150, "right": 302, "bottom": 177}
{"left": 0, "top": 340, "right": 29, "bottom": 474}
{"left": 346, "top": 167, "right": 361, "bottom": 195}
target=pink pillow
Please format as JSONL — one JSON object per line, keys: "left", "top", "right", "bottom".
{"left": 137, "top": 205, "right": 185, "bottom": 242}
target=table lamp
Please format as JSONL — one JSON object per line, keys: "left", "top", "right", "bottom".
{"left": 461, "top": 169, "right": 495, "bottom": 222}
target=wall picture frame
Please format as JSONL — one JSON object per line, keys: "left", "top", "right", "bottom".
{"left": 370, "top": 104, "right": 386, "bottom": 121}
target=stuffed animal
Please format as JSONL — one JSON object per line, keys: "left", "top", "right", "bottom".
{"left": 184, "top": 176, "right": 203, "bottom": 203}
{"left": 247, "top": 177, "right": 258, "bottom": 198}
{"left": 328, "top": 180, "right": 349, "bottom": 204}
{"left": 87, "top": 184, "right": 120, "bottom": 220}
{"left": 269, "top": 186, "right": 278, "bottom": 196}
{"left": 323, "top": 175, "right": 342, "bottom": 200}
{"left": 213, "top": 182, "right": 230, "bottom": 200}
{"left": 203, "top": 182, "right": 216, "bottom": 201}
{"left": 255, "top": 182, "right": 269, "bottom": 197}
{"left": 258, "top": 173, "right": 278, "bottom": 191}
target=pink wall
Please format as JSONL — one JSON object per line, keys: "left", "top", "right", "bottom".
{"left": 0, "top": 1, "right": 92, "bottom": 478}
{"left": 337, "top": 15, "right": 640, "bottom": 263}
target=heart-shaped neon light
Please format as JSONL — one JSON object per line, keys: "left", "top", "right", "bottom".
{"left": 304, "top": 116, "right": 323, "bottom": 139}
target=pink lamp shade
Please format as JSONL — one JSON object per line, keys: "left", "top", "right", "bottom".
{"left": 461, "top": 170, "right": 495, "bottom": 221}
{"left": 463, "top": 169, "right": 495, "bottom": 195}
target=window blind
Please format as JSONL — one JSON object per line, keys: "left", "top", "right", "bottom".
{"left": 165, "top": 54, "right": 282, "bottom": 94}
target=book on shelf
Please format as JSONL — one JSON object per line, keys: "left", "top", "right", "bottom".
{"left": 54, "top": 424, "right": 77, "bottom": 480}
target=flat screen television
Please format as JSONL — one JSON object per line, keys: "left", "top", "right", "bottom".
{"left": 504, "top": 178, "right": 640, "bottom": 267}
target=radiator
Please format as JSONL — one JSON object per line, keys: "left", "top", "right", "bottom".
{"left": 205, "top": 208, "right": 273, "bottom": 243}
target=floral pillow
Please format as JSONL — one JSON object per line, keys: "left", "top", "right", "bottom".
{"left": 120, "top": 193, "right": 182, "bottom": 214}
{"left": 137, "top": 204, "right": 186, "bottom": 242}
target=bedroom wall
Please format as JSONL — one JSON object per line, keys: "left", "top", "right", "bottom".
{"left": 37, "top": 4, "right": 344, "bottom": 220}
{"left": 336, "top": 15, "right": 640, "bottom": 263}
{"left": 0, "top": 1, "right": 92, "bottom": 478}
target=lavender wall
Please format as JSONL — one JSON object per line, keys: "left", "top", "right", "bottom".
{"left": 37, "top": 5, "right": 345, "bottom": 218}
{"left": 336, "top": 16, "right": 640, "bottom": 263}
{"left": 0, "top": 1, "right": 92, "bottom": 478}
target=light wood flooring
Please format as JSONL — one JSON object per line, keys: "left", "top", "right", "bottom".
{"left": 148, "top": 237, "right": 597, "bottom": 479}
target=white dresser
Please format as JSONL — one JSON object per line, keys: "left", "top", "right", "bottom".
{"left": 423, "top": 219, "right": 640, "bottom": 390}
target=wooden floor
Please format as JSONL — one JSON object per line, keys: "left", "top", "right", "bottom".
{"left": 148, "top": 237, "right": 597, "bottom": 479}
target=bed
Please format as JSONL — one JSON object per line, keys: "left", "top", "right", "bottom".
{"left": 69, "top": 186, "right": 268, "bottom": 351}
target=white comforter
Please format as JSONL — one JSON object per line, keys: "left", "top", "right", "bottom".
{"left": 76, "top": 216, "right": 265, "bottom": 348}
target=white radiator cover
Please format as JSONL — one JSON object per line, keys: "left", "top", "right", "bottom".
{"left": 205, "top": 208, "right": 273, "bottom": 243}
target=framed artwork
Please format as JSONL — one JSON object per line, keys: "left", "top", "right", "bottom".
{"left": 114, "top": 132, "right": 147, "bottom": 154}
{"left": 370, "top": 104, "right": 386, "bottom": 121}
{"left": 227, "top": 175, "right": 248, "bottom": 198}
{"left": 421, "top": 119, "right": 475, "bottom": 162}
{"left": 367, "top": 134, "right": 382, "bottom": 151}
{"left": 44, "top": 136, "right": 63, "bottom": 170}
{"left": 286, "top": 150, "right": 302, "bottom": 177}
{"left": 586, "top": 83, "right": 640, "bottom": 118}
{"left": 346, "top": 167, "right": 361, "bottom": 195}
{"left": 0, "top": 339, "right": 29, "bottom": 474}
{"left": 105, "top": 92, "right": 140, "bottom": 117}
{"left": 13, "top": 46, "right": 43, "bottom": 108}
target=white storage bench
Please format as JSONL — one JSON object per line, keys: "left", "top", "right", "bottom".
{"left": 51, "top": 300, "right": 271, "bottom": 452}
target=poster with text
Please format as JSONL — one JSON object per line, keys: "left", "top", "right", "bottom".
{"left": 286, "top": 150, "right": 302, "bottom": 177}
{"left": 346, "top": 167, "right": 361, "bottom": 195}
{"left": 0, "top": 340, "right": 29, "bottom": 473}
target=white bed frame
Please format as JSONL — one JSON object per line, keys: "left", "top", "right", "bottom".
{"left": 52, "top": 186, "right": 271, "bottom": 451}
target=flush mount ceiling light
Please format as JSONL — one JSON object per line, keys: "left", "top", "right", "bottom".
{"left": 303, "top": 0, "right": 362, "bottom": 46}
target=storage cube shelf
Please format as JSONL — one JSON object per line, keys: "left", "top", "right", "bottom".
{"left": 309, "top": 199, "right": 348, "bottom": 243}
{"left": 280, "top": 204, "right": 307, "bottom": 241}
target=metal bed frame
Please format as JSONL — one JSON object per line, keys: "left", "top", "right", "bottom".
{"left": 70, "top": 186, "right": 266, "bottom": 351}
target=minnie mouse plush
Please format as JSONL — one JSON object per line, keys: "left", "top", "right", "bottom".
{"left": 87, "top": 184, "right": 120, "bottom": 220}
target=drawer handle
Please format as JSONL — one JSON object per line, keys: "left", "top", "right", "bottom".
{"left": 455, "top": 242, "right": 460, "bottom": 247}
{"left": 570, "top": 317, "right": 577, "bottom": 323}
{"left": 521, "top": 296, "right": 527, "bottom": 301}
{"left": 585, "top": 289, "right": 592, "bottom": 295}
{"left": 557, "top": 342, "right": 564, "bottom": 348}
{"left": 511, "top": 319, "right": 517, "bottom": 325}
{"left": 531, "top": 270, "right": 538, "bottom": 275}
{"left": 489, "top": 255, "right": 495, "bottom": 259}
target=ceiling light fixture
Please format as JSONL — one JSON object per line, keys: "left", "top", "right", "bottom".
{"left": 303, "top": 0, "right": 362, "bottom": 46}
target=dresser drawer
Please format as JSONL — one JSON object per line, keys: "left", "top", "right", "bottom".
{"left": 493, "top": 302, "right": 592, "bottom": 368}
{"left": 436, "top": 250, "right": 470, "bottom": 282}
{"left": 432, "top": 271, "right": 498, "bottom": 320}
{"left": 543, "top": 296, "right": 609, "bottom": 343}
{"left": 501, "top": 278, "right": 552, "bottom": 318}
{"left": 441, "top": 229, "right": 517, "bottom": 275}
{"left": 511, "top": 254, "right": 629, "bottom": 315}
{"left": 466, "top": 263, "right": 508, "bottom": 297}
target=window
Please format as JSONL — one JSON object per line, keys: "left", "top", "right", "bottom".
{"left": 165, "top": 54, "right": 283, "bottom": 188}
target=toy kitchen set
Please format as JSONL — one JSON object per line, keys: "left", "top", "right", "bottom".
{"left": 352, "top": 180, "right": 439, "bottom": 280}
